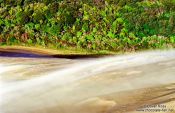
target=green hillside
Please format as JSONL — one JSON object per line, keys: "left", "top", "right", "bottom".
{"left": 0, "top": 0, "right": 175, "bottom": 53}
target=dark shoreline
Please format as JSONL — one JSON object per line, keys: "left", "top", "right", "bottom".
{"left": 0, "top": 50, "right": 110, "bottom": 59}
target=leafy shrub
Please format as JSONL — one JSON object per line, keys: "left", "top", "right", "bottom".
{"left": 0, "top": 0, "right": 174, "bottom": 52}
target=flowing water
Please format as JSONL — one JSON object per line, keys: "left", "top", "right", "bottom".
{"left": 0, "top": 49, "right": 175, "bottom": 113}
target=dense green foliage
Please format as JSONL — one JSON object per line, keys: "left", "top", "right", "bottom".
{"left": 0, "top": 0, "right": 175, "bottom": 52}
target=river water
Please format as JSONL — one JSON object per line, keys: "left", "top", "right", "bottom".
{"left": 0, "top": 50, "right": 175, "bottom": 113}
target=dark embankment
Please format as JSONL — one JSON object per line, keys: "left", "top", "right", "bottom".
{"left": 0, "top": 47, "right": 110, "bottom": 59}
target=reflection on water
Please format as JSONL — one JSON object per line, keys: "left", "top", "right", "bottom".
{"left": 0, "top": 51, "right": 52, "bottom": 58}
{"left": 0, "top": 50, "right": 175, "bottom": 113}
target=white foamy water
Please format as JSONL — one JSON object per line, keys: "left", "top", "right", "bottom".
{"left": 0, "top": 49, "right": 175, "bottom": 113}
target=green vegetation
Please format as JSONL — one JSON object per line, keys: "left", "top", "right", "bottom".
{"left": 0, "top": 0, "right": 175, "bottom": 53}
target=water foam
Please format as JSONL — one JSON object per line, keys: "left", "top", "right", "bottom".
{"left": 0, "top": 49, "right": 175, "bottom": 113}
{"left": 1, "top": 49, "right": 175, "bottom": 94}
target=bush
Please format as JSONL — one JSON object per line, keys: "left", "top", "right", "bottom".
{"left": 0, "top": 0, "right": 174, "bottom": 52}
